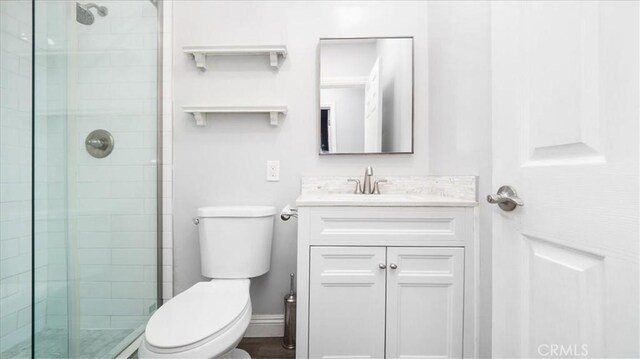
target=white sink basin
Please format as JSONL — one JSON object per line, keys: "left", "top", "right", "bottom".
{"left": 295, "top": 193, "right": 477, "bottom": 207}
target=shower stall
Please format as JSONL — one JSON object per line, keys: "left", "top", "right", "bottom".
{"left": 1, "top": 1, "right": 163, "bottom": 357}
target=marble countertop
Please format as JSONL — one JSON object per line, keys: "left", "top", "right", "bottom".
{"left": 295, "top": 176, "right": 478, "bottom": 207}
{"left": 296, "top": 193, "right": 478, "bottom": 207}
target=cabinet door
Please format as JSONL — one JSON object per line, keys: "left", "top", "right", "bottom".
{"left": 386, "top": 247, "right": 464, "bottom": 359}
{"left": 309, "top": 246, "right": 386, "bottom": 359}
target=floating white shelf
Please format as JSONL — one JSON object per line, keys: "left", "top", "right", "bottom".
{"left": 182, "top": 106, "right": 288, "bottom": 127}
{"left": 183, "top": 45, "right": 288, "bottom": 71}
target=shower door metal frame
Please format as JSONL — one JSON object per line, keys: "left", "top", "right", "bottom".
{"left": 155, "top": 0, "right": 165, "bottom": 310}
{"left": 29, "top": 0, "right": 36, "bottom": 354}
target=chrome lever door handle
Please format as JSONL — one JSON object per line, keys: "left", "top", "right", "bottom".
{"left": 487, "top": 185, "right": 524, "bottom": 212}
{"left": 487, "top": 194, "right": 524, "bottom": 206}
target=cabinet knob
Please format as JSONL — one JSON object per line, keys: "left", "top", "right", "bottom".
{"left": 389, "top": 263, "right": 398, "bottom": 270}
{"left": 378, "top": 263, "right": 387, "bottom": 269}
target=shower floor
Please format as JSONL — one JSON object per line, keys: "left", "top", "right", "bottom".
{"left": 1, "top": 328, "right": 134, "bottom": 359}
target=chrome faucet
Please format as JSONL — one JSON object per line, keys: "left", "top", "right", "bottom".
{"left": 348, "top": 166, "right": 387, "bottom": 194}
{"left": 362, "top": 166, "right": 374, "bottom": 194}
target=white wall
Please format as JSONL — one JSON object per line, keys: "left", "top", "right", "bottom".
{"left": 172, "top": 0, "right": 430, "bottom": 313}
{"left": 427, "top": 2, "right": 492, "bottom": 357}
{"left": 171, "top": 2, "right": 492, "bottom": 356}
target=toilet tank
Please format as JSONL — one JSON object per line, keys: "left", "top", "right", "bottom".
{"left": 196, "top": 206, "right": 276, "bottom": 278}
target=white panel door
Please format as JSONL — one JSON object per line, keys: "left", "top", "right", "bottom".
{"left": 491, "top": 2, "right": 639, "bottom": 358}
{"left": 364, "top": 58, "right": 382, "bottom": 152}
{"left": 386, "top": 247, "right": 464, "bottom": 359}
{"left": 309, "top": 246, "right": 386, "bottom": 359}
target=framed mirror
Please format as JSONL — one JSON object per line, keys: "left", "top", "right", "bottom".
{"left": 319, "top": 37, "right": 413, "bottom": 155}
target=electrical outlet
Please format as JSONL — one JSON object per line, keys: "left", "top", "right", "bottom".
{"left": 266, "top": 160, "right": 280, "bottom": 181}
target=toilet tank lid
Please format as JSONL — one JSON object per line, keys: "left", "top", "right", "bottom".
{"left": 197, "top": 206, "right": 276, "bottom": 218}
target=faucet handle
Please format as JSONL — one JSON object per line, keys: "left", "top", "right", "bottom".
{"left": 347, "top": 178, "right": 363, "bottom": 194}
{"left": 373, "top": 179, "right": 388, "bottom": 195}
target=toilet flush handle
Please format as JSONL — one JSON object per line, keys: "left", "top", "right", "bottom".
{"left": 193, "top": 217, "right": 199, "bottom": 225}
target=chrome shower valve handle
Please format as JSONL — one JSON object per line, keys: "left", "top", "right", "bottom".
{"left": 85, "top": 129, "right": 114, "bottom": 158}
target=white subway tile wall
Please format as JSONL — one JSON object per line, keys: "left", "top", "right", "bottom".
{"left": 72, "top": 0, "right": 164, "bottom": 330}
{"left": 1, "top": 1, "right": 172, "bottom": 355}
{"left": 1, "top": 0, "right": 35, "bottom": 352}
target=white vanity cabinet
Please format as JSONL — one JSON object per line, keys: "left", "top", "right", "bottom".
{"left": 385, "top": 247, "right": 464, "bottom": 358}
{"left": 296, "top": 203, "right": 478, "bottom": 359}
{"left": 309, "top": 246, "right": 464, "bottom": 359}
{"left": 309, "top": 246, "right": 386, "bottom": 357}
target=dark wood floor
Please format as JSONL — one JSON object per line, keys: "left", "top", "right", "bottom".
{"left": 131, "top": 337, "right": 294, "bottom": 359}
{"left": 237, "top": 337, "right": 296, "bottom": 359}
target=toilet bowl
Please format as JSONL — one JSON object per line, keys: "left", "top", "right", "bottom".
{"left": 138, "top": 280, "right": 252, "bottom": 358}
{"left": 138, "top": 206, "right": 276, "bottom": 358}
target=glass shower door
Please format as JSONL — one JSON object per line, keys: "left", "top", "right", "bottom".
{"left": 33, "top": 1, "right": 71, "bottom": 357}
{"left": 32, "top": 1, "right": 161, "bottom": 358}
{"left": 0, "top": 1, "right": 35, "bottom": 358}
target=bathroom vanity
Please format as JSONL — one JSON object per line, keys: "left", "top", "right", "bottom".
{"left": 295, "top": 176, "right": 478, "bottom": 359}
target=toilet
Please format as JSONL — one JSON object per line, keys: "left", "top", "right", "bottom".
{"left": 138, "top": 206, "right": 276, "bottom": 358}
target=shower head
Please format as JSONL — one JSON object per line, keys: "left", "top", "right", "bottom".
{"left": 76, "top": 2, "right": 108, "bottom": 25}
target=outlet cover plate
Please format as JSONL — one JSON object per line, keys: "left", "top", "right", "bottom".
{"left": 266, "top": 160, "right": 280, "bottom": 181}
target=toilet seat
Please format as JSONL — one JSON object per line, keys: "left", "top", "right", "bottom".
{"left": 141, "top": 279, "right": 251, "bottom": 356}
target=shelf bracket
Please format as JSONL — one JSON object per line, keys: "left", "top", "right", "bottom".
{"left": 193, "top": 112, "right": 206, "bottom": 126}
{"left": 193, "top": 53, "right": 207, "bottom": 70}
{"left": 269, "top": 52, "right": 279, "bottom": 69}
{"left": 269, "top": 112, "right": 279, "bottom": 126}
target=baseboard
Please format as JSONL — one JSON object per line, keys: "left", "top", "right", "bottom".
{"left": 244, "top": 314, "right": 284, "bottom": 338}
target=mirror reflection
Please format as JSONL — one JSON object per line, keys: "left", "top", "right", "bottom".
{"left": 319, "top": 37, "right": 413, "bottom": 154}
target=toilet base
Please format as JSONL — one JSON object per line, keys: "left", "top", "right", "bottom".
{"left": 220, "top": 348, "right": 251, "bottom": 358}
